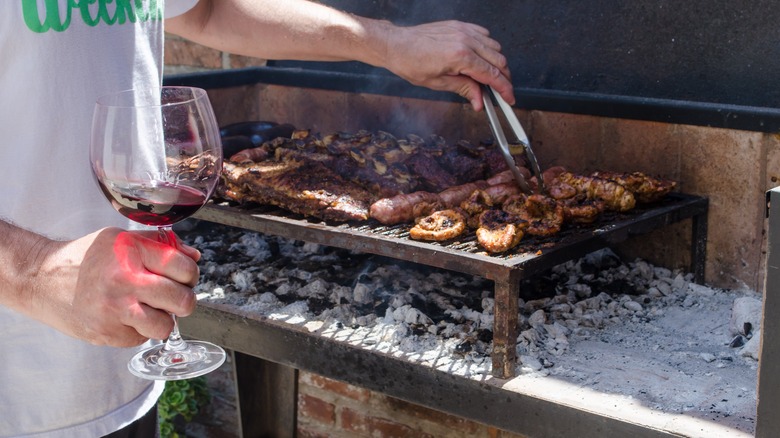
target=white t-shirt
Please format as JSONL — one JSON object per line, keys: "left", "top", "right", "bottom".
{"left": 0, "top": 1, "right": 197, "bottom": 436}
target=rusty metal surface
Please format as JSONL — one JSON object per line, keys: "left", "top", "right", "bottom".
{"left": 180, "top": 303, "right": 685, "bottom": 438}
{"left": 193, "top": 192, "right": 708, "bottom": 379}
{"left": 194, "top": 192, "right": 708, "bottom": 283}
{"left": 181, "top": 192, "right": 722, "bottom": 436}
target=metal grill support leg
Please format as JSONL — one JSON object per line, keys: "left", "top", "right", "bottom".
{"left": 691, "top": 209, "right": 708, "bottom": 284}
{"left": 492, "top": 273, "right": 521, "bottom": 378}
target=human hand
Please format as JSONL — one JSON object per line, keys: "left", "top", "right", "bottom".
{"left": 36, "top": 228, "right": 201, "bottom": 347}
{"left": 382, "top": 20, "right": 514, "bottom": 111}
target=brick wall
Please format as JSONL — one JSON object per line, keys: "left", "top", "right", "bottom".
{"left": 297, "top": 372, "right": 527, "bottom": 438}
{"left": 163, "top": 34, "right": 267, "bottom": 75}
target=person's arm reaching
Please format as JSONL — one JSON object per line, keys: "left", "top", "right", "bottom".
{"left": 0, "top": 220, "right": 201, "bottom": 347}
{"left": 165, "top": 0, "right": 514, "bottom": 110}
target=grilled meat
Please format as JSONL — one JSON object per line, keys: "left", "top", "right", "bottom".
{"left": 438, "top": 146, "right": 488, "bottom": 184}
{"left": 461, "top": 182, "right": 524, "bottom": 228}
{"left": 559, "top": 194, "right": 605, "bottom": 224}
{"left": 476, "top": 209, "right": 528, "bottom": 253}
{"left": 486, "top": 168, "right": 532, "bottom": 186}
{"left": 220, "top": 160, "right": 374, "bottom": 222}
{"left": 482, "top": 182, "right": 524, "bottom": 204}
{"left": 220, "top": 126, "right": 679, "bottom": 249}
{"left": 548, "top": 181, "right": 578, "bottom": 200}
{"left": 438, "top": 180, "right": 490, "bottom": 208}
{"left": 369, "top": 191, "right": 443, "bottom": 225}
{"left": 502, "top": 194, "right": 565, "bottom": 237}
{"left": 229, "top": 146, "right": 270, "bottom": 164}
{"left": 554, "top": 172, "right": 636, "bottom": 212}
{"left": 331, "top": 155, "right": 414, "bottom": 198}
{"left": 409, "top": 209, "right": 467, "bottom": 241}
{"left": 590, "top": 171, "right": 677, "bottom": 203}
{"left": 481, "top": 148, "right": 512, "bottom": 175}
{"left": 461, "top": 189, "right": 493, "bottom": 228}
{"left": 404, "top": 152, "right": 458, "bottom": 192}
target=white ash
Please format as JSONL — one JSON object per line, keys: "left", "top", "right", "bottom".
{"left": 182, "top": 224, "right": 759, "bottom": 434}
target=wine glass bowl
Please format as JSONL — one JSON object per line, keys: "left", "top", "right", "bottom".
{"left": 90, "top": 86, "right": 226, "bottom": 380}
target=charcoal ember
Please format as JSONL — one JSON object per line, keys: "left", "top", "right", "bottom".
{"left": 352, "top": 282, "right": 374, "bottom": 305}
{"left": 454, "top": 340, "right": 473, "bottom": 354}
{"left": 476, "top": 328, "right": 493, "bottom": 343}
{"left": 623, "top": 300, "right": 644, "bottom": 312}
{"left": 184, "top": 222, "right": 755, "bottom": 403}
{"left": 596, "top": 278, "right": 643, "bottom": 296}
{"left": 729, "top": 296, "right": 762, "bottom": 337}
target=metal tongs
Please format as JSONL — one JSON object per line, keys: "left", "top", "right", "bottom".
{"left": 481, "top": 85, "right": 545, "bottom": 195}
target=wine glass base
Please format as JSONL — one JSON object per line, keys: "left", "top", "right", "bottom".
{"left": 128, "top": 341, "right": 227, "bottom": 381}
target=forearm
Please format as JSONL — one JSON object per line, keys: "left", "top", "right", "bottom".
{"left": 0, "top": 219, "right": 57, "bottom": 318}
{"left": 166, "top": 0, "right": 389, "bottom": 66}
{"left": 0, "top": 222, "right": 202, "bottom": 345}
{"left": 167, "top": 0, "right": 514, "bottom": 110}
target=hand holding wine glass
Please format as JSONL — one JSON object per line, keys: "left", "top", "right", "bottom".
{"left": 90, "top": 86, "right": 226, "bottom": 380}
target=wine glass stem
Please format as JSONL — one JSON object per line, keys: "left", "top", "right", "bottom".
{"left": 157, "top": 226, "right": 187, "bottom": 352}
{"left": 165, "top": 316, "right": 185, "bottom": 351}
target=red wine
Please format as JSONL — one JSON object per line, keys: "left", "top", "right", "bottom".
{"left": 97, "top": 179, "right": 207, "bottom": 226}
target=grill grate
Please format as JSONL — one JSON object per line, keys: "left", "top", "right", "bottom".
{"left": 193, "top": 192, "right": 708, "bottom": 377}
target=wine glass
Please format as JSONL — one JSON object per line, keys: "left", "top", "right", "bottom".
{"left": 90, "top": 86, "right": 226, "bottom": 380}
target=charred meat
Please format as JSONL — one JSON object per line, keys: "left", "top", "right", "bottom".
{"left": 476, "top": 209, "right": 528, "bottom": 253}
{"left": 502, "top": 194, "right": 565, "bottom": 237}
{"left": 220, "top": 160, "right": 374, "bottom": 222}
{"left": 409, "top": 209, "right": 468, "bottom": 241}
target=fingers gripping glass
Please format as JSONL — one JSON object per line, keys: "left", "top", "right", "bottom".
{"left": 90, "top": 86, "right": 226, "bottom": 380}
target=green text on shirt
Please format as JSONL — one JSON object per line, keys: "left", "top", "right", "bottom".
{"left": 22, "top": 0, "right": 163, "bottom": 33}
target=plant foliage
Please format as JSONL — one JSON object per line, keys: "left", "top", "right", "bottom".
{"left": 158, "top": 377, "right": 211, "bottom": 438}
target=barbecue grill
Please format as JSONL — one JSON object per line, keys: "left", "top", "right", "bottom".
{"left": 162, "top": 1, "right": 780, "bottom": 434}
{"left": 195, "top": 189, "right": 707, "bottom": 378}
{"left": 165, "top": 66, "right": 780, "bottom": 436}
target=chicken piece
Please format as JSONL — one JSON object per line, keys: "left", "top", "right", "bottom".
{"left": 547, "top": 181, "right": 578, "bottom": 200}
{"left": 558, "top": 194, "right": 606, "bottom": 224}
{"left": 502, "top": 194, "right": 565, "bottom": 237}
{"left": 461, "top": 183, "right": 523, "bottom": 228}
{"left": 542, "top": 166, "right": 568, "bottom": 186}
{"left": 460, "top": 189, "right": 494, "bottom": 229}
{"left": 409, "top": 209, "right": 467, "bottom": 241}
{"left": 476, "top": 209, "right": 528, "bottom": 253}
{"left": 555, "top": 172, "right": 636, "bottom": 212}
{"left": 590, "top": 171, "right": 677, "bottom": 203}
